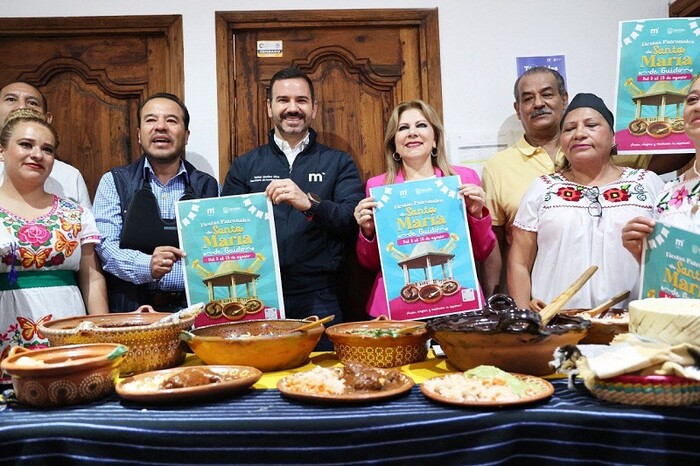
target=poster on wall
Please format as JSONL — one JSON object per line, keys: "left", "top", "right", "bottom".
{"left": 176, "top": 194, "right": 285, "bottom": 327}
{"left": 640, "top": 221, "right": 700, "bottom": 300}
{"left": 615, "top": 18, "right": 699, "bottom": 154}
{"left": 370, "top": 176, "right": 482, "bottom": 320}
{"left": 515, "top": 54, "right": 567, "bottom": 83}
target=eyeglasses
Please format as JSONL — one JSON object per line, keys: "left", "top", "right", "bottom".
{"left": 582, "top": 186, "right": 602, "bottom": 218}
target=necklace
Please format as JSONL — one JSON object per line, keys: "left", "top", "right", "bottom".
{"left": 692, "top": 160, "right": 700, "bottom": 179}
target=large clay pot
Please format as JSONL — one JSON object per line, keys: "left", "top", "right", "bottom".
{"left": 39, "top": 306, "right": 195, "bottom": 376}
{"left": 181, "top": 317, "right": 324, "bottom": 372}
{"left": 427, "top": 294, "right": 590, "bottom": 376}
{"left": 326, "top": 317, "right": 428, "bottom": 368}
{"left": 1, "top": 343, "right": 127, "bottom": 407}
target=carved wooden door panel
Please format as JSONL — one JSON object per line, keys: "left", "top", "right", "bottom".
{"left": 216, "top": 10, "right": 442, "bottom": 320}
{"left": 0, "top": 16, "right": 184, "bottom": 199}
{"left": 216, "top": 9, "right": 442, "bottom": 183}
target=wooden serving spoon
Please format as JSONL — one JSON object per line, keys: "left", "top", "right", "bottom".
{"left": 284, "top": 315, "right": 335, "bottom": 334}
{"left": 394, "top": 324, "right": 426, "bottom": 336}
{"left": 537, "top": 266, "right": 599, "bottom": 326}
{"left": 585, "top": 290, "right": 631, "bottom": 318}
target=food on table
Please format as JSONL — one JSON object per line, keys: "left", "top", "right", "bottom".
{"left": 279, "top": 362, "right": 405, "bottom": 395}
{"left": 628, "top": 298, "right": 700, "bottom": 345}
{"left": 427, "top": 294, "right": 589, "bottom": 375}
{"left": 341, "top": 326, "right": 419, "bottom": 338}
{"left": 161, "top": 367, "right": 225, "bottom": 389}
{"left": 121, "top": 366, "right": 258, "bottom": 392}
{"left": 422, "top": 365, "right": 542, "bottom": 403}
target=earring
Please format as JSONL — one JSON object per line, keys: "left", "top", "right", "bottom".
{"left": 431, "top": 147, "right": 438, "bottom": 158}
{"left": 393, "top": 152, "right": 402, "bottom": 162}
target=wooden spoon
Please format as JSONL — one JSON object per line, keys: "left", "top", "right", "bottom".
{"left": 284, "top": 315, "right": 335, "bottom": 334}
{"left": 538, "top": 266, "right": 598, "bottom": 326}
{"left": 585, "top": 290, "right": 630, "bottom": 318}
{"left": 394, "top": 324, "right": 426, "bottom": 336}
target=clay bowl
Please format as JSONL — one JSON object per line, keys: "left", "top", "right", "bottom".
{"left": 560, "top": 308, "right": 628, "bottom": 345}
{"left": 326, "top": 317, "right": 429, "bottom": 368}
{"left": 1, "top": 343, "right": 127, "bottom": 407}
{"left": 180, "top": 317, "right": 324, "bottom": 372}
{"left": 428, "top": 312, "right": 589, "bottom": 376}
{"left": 38, "top": 306, "right": 196, "bottom": 376}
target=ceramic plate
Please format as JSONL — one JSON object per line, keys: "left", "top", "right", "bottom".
{"left": 116, "top": 365, "right": 262, "bottom": 403}
{"left": 277, "top": 368, "right": 414, "bottom": 403}
{"left": 420, "top": 372, "right": 554, "bottom": 407}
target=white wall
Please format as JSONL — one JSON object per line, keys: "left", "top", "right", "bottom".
{"left": 1, "top": 0, "right": 670, "bottom": 178}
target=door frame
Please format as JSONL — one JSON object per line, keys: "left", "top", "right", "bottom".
{"left": 214, "top": 9, "right": 442, "bottom": 181}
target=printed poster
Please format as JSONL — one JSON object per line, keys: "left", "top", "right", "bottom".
{"left": 515, "top": 54, "right": 567, "bottom": 83}
{"left": 640, "top": 221, "right": 700, "bottom": 299}
{"left": 370, "top": 176, "right": 482, "bottom": 320}
{"left": 615, "top": 18, "right": 699, "bottom": 154}
{"left": 176, "top": 194, "right": 285, "bottom": 327}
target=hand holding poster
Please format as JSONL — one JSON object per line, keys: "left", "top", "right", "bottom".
{"left": 615, "top": 18, "right": 699, "bottom": 154}
{"left": 370, "top": 176, "right": 482, "bottom": 320}
{"left": 176, "top": 194, "right": 285, "bottom": 327}
{"left": 640, "top": 221, "right": 700, "bottom": 299}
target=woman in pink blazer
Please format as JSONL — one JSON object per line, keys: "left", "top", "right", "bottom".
{"left": 354, "top": 100, "right": 496, "bottom": 317}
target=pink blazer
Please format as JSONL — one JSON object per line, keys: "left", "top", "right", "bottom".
{"left": 356, "top": 165, "right": 496, "bottom": 317}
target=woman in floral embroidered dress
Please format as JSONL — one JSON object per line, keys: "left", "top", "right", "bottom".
{"left": 508, "top": 93, "right": 663, "bottom": 310}
{"left": 0, "top": 109, "right": 107, "bottom": 382}
{"left": 623, "top": 78, "right": 700, "bottom": 262}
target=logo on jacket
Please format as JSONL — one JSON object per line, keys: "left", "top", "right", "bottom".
{"left": 308, "top": 172, "right": 325, "bottom": 182}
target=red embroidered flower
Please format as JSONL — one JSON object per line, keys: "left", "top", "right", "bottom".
{"left": 17, "top": 223, "right": 51, "bottom": 247}
{"left": 556, "top": 187, "right": 582, "bottom": 202}
{"left": 603, "top": 187, "right": 629, "bottom": 202}
{"left": 50, "top": 253, "right": 65, "bottom": 266}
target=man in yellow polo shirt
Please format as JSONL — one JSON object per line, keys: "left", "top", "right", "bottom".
{"left": 481, "top": 66, "right": 691, "bottom": 295}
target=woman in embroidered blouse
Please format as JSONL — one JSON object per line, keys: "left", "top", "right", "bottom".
{"left": 354, "top": 100, "right": 496, "bottom": 318}
{"left": 508, "top": 93, "right": 664, "bottom": 310}
{"left": 622, "top": 78, "right": 700, "bottom": 262}
{"left": 0, "top": 109, "right": 107, "bottom": 376}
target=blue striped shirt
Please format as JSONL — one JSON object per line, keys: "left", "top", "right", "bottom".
{"left": 93, "top": 158, "right": 189, "bottom": 292}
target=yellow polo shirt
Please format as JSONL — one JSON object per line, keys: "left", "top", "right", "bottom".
{"left": 481, "top": 135, "right": 650, "bottom": 244}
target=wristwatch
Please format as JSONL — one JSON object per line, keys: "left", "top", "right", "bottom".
{"left": 303, "top": 192, "right": 321, "bottom": 218}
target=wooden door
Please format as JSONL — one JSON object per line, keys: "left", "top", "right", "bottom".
{"left": 0, "top": 16, "right": 184, "bottom": 199}
{"left": 215, "top": 9, "right": 442, "bottom": 320}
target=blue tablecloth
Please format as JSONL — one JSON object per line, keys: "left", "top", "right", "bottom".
{"left": 2, "top": 377, "right": 699, "bottom": 465}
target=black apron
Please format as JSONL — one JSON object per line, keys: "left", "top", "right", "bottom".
{"left": 119, "top": 176, "right": 195, "bottom": 253}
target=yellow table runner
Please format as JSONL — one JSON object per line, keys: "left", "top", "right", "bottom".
{"left": 182, "top": 349, "right": 454, "bottom": 388}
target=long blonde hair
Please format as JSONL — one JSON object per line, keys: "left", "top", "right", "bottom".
{"left": 383, "top": 99, "right": 454, "bottom": 183}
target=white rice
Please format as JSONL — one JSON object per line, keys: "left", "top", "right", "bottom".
{"left": 279, "top": 366, "right": 347, "bottom": 395}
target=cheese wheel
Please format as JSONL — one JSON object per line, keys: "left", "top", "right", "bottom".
{"left": 628, "top": 298, "right": 700, "bottom": 345}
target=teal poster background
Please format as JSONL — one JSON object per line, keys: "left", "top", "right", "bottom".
{"left": 370, "top": 176, "right": 482, "bottom": 320}
{"left": 176, "top": 194, "right": 285, "bottom": 326}
{"left": 615, "top": 18, "right": 698, "bottom": 154}
{"left": 641, "top": 221, "right": 700, "bottom": 299}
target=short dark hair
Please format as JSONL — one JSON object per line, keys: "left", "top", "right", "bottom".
{"left": 513, "top": 67, "right": 567, "bottom": 102}
{"left": 0, "top": 81, "right": 48, "bottom": 112}
{"left": 267, "top": 67, "right": 315, "bottom": 102}
{"left": 137, "top": 92, "right": 190, "bottom": 130}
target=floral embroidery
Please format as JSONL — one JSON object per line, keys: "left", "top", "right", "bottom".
{"left": 670, "top": 186, "right": 689, "bottom": 208}
{"left": 17, "top": 223, "right": 51, "bottom": 247}
{"left": 603, "top": 187, "right": 629, "bottom": 202}
{"left": 656, "top": 178, "right": 700, "bottom": 214}
{"left": 556, "top": 186, "right": 582, "bottom": 202}
{"left": 0, "top": 198, "right": 84, "bottom": 270}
